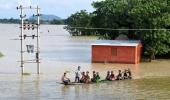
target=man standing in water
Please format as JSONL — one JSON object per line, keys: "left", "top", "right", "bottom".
{"left": 75, "top": 66, "right": 81, "bottom": 83}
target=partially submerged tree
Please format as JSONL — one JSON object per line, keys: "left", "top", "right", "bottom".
{"left": 65, "top": 10, "right": 93, "bottom": 36}
{"left": 92, "top": 0, "right": 170, "bottom": 60}
{"left": 128, "top": 0, "right": 170, "bottom": 60}
{"left": 65, "top": 0, "right": 170, "bottom": 60}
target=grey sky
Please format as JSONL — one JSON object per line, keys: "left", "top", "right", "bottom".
{"left": 0, "top": 0, "right": 102, "bottom": 19}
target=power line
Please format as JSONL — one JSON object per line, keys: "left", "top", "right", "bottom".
{"left": 68, "top": 27, "right": 170, "bottom": 31}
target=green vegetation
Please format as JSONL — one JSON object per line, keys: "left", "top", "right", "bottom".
{"left": 50, "top": 19, "right": 65, "bottom": 25}
{"left": 65, "top": 10, "right": 94, "bottom": 36}
{"left": 22, "top": 73, "right": 31, "bottom": 75}
{"left": 0, "top": 52, "right": 3, "bottom": 57}
{"left": 65, "top": 0, "right": 170, "bottom": 60}
{"left": 0, "top": 18, "right": 65, "bottom": 25}
{"left": 28, "top": 19, "right": 65, "bottom": 25}
{"left": 0, "top": 18, "right": 20, "bottom": 24}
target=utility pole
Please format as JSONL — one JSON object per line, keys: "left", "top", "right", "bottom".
{"left": 17, "top": 5, "right": 25, "bottom": 75}
{"left": 36, "top": 6, "right": 40, "bottom": 74}
{"left": 17, "top": 5, "right": 41, "bottom": 75}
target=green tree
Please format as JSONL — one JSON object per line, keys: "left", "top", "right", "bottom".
{"left": 91, "top": 0, "right": 138, "bottom": 39}
{"left": 50, "top": 19, "right": 65, "bottom": 25}
{"left": 129, "top": 0, "right": 170, "bottom": 59}
{"left": 92, "top": 0, "right": 170, "bottom": 60}
{"left": 0, "top": 18, "right": 20, "bottom": 24}
{"left": 65, "top": 0, "right": 170, "bottom": 60}
{"left": 65, "top": 10, "right": 93, "bottom": 36}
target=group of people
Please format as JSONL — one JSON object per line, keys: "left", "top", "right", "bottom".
{"left": 61, "top": 66, "right": 132, "bottom": 85}
{"left": 74, "top": 66, "right": 95, "bottom": 83}
{"left": 105, "top": 69, "right": 132, "bottom": 81}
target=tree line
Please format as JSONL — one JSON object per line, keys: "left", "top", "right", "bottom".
{"left": 65, "top": 0, "right": 170, "bottom": 60}
{"left": 0, "top": 18, "right": 65, "bottom": 25}
{"left": 0, "top": 18, "right": 20, "bottom": 24}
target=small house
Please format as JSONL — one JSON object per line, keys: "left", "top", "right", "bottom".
{"left": 91, "top": 40, "right": 142, "bottom": 64}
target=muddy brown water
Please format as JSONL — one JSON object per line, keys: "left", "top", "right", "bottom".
{"left": 0, "top": 24, "right": 170, "bottom": 100}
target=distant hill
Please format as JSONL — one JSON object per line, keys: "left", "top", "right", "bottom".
{"left": 29, "top": 14, "right": 62, "bottom": 21}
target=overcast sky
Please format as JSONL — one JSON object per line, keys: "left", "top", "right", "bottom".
{"left": 0, "top": 0, "right": 102, "bottom": 19}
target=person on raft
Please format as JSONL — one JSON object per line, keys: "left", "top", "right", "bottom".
{"left": 127, "top": 68, "right": 132, "bottom": 79}
{"left": 75, "top": 66, "right": 81, "bottom": 83}
{"left": 109, "top": 71, "right": 115, "bottom": 81}
{"left": 96, "top": 72, "right": 100, "bottom": 82}
{"left": 80, "top": 72, "right": 86, "bottom": 83}
{"left": 91, "top": 71, "right": 100, "bottom": 82}
{"left": 85, "top": 71, "right": 90, "bottom": 83}
{"left": 123, "top": 69, "right": 128, "bottom": 79}
{"left": 116, "top": 70, "right": 123, "bottom": 80}
{"left": 91, "top": 71, "right": 97, "bottom": 82}
{"left": 61, "top": 72, "right": 70, "bottom": 85}
{"left": 106, "top": 71, "right": 111, "bottom": 80}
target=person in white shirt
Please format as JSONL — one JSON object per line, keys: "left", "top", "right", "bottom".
{"left": 75, "top": 66, "right": 81, "bottom": 83}
{"left": 61, "top": 72, "right": 70, "bottom": 85}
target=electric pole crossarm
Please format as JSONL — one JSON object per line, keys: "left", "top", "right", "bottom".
{"left": 17, "top": 5, "right": 40, "bottom": 10}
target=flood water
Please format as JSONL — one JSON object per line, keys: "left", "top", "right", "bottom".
{"left": 0, "top": 24, "right": 170, "bottom": 100}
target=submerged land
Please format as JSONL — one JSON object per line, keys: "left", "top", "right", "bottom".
{"left": 0, "top": 24, "right": 170, "bottom": 99}
{"left": 0, "top": 0, "right": 170, "bottom": 99}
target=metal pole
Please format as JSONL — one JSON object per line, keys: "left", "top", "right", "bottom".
{"left": 20, "top": 5, "right": 24, "bottom": 75}
{"left": 36, "top": 6, "right": 40, "bottom": 74}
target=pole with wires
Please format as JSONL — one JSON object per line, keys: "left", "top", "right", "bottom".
{"left": 17, "top": 5, "right": 41, "bottom": 75}
{"left": 36, "top": 5, "right": 40, "bottom": 74}
{"left": 17, "top": 5, "right": 25, "bottom": 75}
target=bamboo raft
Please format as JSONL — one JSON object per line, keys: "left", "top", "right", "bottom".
{"left": 57, "top": 78, "right": 132, "bottom": 85}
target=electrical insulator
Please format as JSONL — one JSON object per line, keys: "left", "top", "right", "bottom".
{"left": 23, "top": 24, "right": 26, "bottom": 30}
{"left": 23, "top": 34, "right": 27, "bottom": 39}
{"left": 28, "top": 24, "right": 30, "bottom": 30}
{"left": 32, "top": 35, "right": 35, "bottom": 39}
{"left": 32, "top": 25, "right": 34, "bottom": 30}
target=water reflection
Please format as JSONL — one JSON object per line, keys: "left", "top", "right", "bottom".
{"left": 57, "top": 78, "right": 170, "bottom": 100}
{"left": 19, "top": 75, "right": 40, "bottom": 100}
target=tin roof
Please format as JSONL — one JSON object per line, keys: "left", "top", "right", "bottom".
{"left": 91, "top": 40, "right": 141, "bottom": 47}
